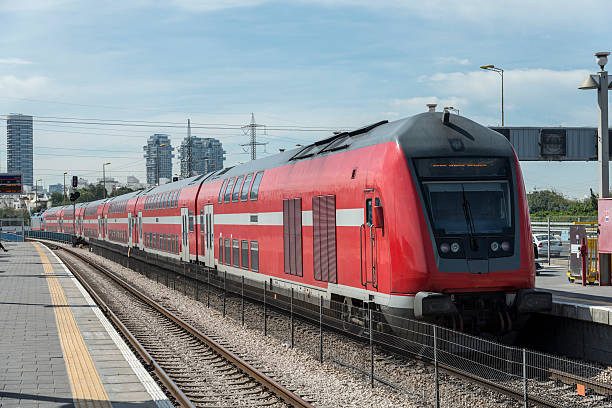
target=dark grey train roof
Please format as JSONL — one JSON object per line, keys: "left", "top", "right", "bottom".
{"left": 210, "top": 112, "right": 515, "bottom": 180}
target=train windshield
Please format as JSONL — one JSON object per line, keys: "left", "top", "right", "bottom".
{"left": 422, "top": 181, "right": 511, "bottom": 235}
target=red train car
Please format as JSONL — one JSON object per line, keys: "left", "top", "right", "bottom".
{"left": 42, "top": 113, "right": 551, "bottom": 333}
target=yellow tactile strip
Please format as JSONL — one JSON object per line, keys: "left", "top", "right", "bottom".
{"left": 33, "top": 242, "right": 112, "bottom": 408}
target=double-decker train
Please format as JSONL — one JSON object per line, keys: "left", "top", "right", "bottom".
{"left": 36, "top": 112, "right": 551, "bottom": 334}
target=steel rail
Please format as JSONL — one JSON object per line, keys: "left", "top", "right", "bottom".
{"left": 35, "top": 238, "right": 592, "bottom": 407}
{"left": 55, "top": 246, "right": 195, "bottom": 408}
{"left": 52, "top": 243, "right": 313, "bottom": 408}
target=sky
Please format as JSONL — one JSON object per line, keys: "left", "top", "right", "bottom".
{"left": 0, "top": 0, "right": 610, "bottom": 198}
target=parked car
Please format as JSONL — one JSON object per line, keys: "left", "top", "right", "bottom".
{"left": 532, "top": 234, "right": 563, "bottom": 258}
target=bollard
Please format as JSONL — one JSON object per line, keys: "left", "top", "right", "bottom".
{"left": 290, "top": 287, "right": 294, "bottom": 348}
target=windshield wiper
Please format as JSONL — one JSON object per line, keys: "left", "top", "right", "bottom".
{"left": 461, "top": 185, "right": 479, "bottom": 251}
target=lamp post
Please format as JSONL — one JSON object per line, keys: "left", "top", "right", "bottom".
{"left": 480, "top": 64, "right": 505, "bottom": 126}
{"left": 63, "top": 171, "right": 68, "bottom": 201}
{"left": 579, "top": 51, "right": 611, "bottom": 285}
{"left": 102, "top": 162, "right": 111, "bottom": 198}
{"left": 34, "top": 178, "right": 42, "bottom": 210}
{"left": 157, "top": 143, "right": 166, "bottom": 186}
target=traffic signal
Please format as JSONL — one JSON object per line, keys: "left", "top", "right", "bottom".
{"left": 72, "top": 176, "right": 78, "bottom": 188}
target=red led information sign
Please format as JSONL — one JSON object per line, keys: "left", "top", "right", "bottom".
{"left": 0, "top": 174, "right": 23, "bottom": 194}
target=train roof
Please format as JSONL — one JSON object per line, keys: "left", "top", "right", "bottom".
{"left": 209, "top": 112, "right": 515, "bottom": 180}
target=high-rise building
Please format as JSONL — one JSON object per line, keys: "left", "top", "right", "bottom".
{"left": 179, "top": 137, "right": 225, "bottom": 178}
{"left": 6, "top": 114, "right": 33, "bottom": 188}
{"left": 143, "top": 134, "right": 174, "bottom": 185}
{"left": 48, "top": 183, "right": 63, "bottom": 194}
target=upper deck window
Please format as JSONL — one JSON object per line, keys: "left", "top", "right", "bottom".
{"left": 218, "top": 179, "right": 228, "bottom": 204}
{"left": 240, "top": 173, "right": 253, "bottom": 201}
{"left": 232, "top": 176, "right": 244, "bottom": 202}
{"left": 224, "top": 178, "right": 235, "bottom": 203}
{"left": 250, "top": 172, "right": 263, "bottom": 200}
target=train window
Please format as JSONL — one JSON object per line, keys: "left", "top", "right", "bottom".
{"left": 218, "top": 179, "right": 229, "bottom": 204}
{"left": 250, "top": 172, "right": 263, "bottom": 200}
{"left": 200, "top": 209, "right": 204, "bottom": 233}
{"left": 164, "top": 193, "right": 169, "bottom": 209}
{"left": 224, "top": 238, "right": 231, "bottom": 265}
{"left": 224, "top": 178, "right": 235, "bottom": 203}
{"left": 219, "top": 237, "right": 223, "bottom": 264}
{"left": 232, "top": 176, "right": 244, "bottom": 202}
{"left": 172, "top": 191, "right": 176, "bottom": 208}
{"left": 240, "top": 173, "right": 253, "bottom": 201}
{"left": 241, "top": 240, "right": 249, "bottom": 269}
{"left": 232, "top": 239, "right": 239, "bottom": 267}
{"left": 365, "top": 198, "right": 373, "bottom": 226}
{"left": 250, "top": 241, "right": 259, "bottom": 272}
{"left": 189, "top": 211, "right": 194, "bottom": 232}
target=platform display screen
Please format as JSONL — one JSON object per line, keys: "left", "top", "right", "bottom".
{"left": 0, "top": 174, "right": 22, "bottom": 194}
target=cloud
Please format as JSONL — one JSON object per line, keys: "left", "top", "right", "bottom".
{"left": 0, "top": 75, "right": 48, "bottom": 98}
{"left": 0, "top": 58, "right": 33, "bottom": 65}
{"left": 435, "top": 56, "right": 470, "bottom": 66}
{"left": 415, "top": 68, "right": 593, "bottom": 126}
{"left": 169, "top": 0, "right": 271, "bottom": 11}
{"left": 389, "top": 96, "right": 468, "bottom": 117}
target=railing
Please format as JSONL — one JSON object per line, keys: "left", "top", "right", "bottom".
{"left": 29, "top": 234, "right": 611, "bottom": 407}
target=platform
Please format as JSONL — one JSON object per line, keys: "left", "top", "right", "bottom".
{"left": 536, "top": 257, "right": 612, "bottom": 325}
{"left": 0, "top": 241, "right": 172, "bottom": 408}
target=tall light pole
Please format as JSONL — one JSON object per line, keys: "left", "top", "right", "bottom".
{"left": 102, "top": 162, "right": 111, "bottom": 198}
{"left": 579, "top": 51, "right": 611, "bottom": 285}
{"left": 34, "top": 178, "right": 42, "bottom": 209}
{"left": 157, "top": 143, "right": 166, "bottom": 186}
{"left": 63, "top": 171, "right": 68, "bottom": 201}
{"left": 480, "top": 64, "right": 505, "bottom": 126}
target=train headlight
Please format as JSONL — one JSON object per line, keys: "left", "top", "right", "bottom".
{"left": 450, "top": 242, "right": 460, "bottom": 253}
{"left": 490, "top": 241, "right": 500, "bottom": 252}
{"left": 501, "top": 241, "right": 511, "bottom": 251}
{"left": 440, "top": 243, "right": 450, "bottom": 254}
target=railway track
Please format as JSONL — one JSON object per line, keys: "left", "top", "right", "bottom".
{"left": 35, "top": 238, "right": 612, "bottom": 407}
{"left": 51, "top": 243, "right": 313, "bottom": 408}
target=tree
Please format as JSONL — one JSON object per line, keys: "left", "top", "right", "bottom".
{"left": 527, "top": 189, "right": 597, "bottom": 217}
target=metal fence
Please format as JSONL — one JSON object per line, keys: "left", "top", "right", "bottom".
{"left": 1, "top": 218, "right": 25, "bottom": 242}
{"left": 84, "top": 241, "right": 612, "bottom": 407}
{"left": 26, "top": 233, "right": 612, "bottom": 406}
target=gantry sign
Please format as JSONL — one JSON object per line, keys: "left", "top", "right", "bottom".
{"left": 490, "top": 127, "right": 612, "bottom": 161}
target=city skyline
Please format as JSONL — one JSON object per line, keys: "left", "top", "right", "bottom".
{"left": 1, "top": 2, "right": 611, "bottom": 198}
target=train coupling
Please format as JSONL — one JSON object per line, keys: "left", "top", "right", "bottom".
{"left": 514, "top": 289, "right": 552, "bottom": 313}
{"left": 414, "top": 292, "right": 457, "bottom": 319}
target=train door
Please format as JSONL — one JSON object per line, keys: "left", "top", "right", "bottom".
{"left": 361, "top": 189, "right": 380, "bottom": 290}
{"left": 181, "top": 207, "right": 189, "bottom": 262}
{"left": 138, "top": 211, "right": 143, "bottom": 250}
{"left": 204, "top": 204, "right": 214, "bottom": 267}
{"left": 128, "top": 212, "right": 133, "bottom": 246}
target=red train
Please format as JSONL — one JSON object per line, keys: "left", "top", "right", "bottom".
{"left": 41, "top": 112, "right": 551, "bottom": 333}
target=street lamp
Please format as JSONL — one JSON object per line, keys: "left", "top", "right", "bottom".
{"left": 443, "top": 106, "right": 459, "bottom": 115}
{"left": 156, "top": 143, "right": 166, "bottom": 186}
{"left": 34, "top": 178, "right": 42, "bottom": 207}
{"left": 480, "top": 64, "right": 505, "bottom": 126}
{"left": 102, "top": 162, "right": 111, "bottom": 198}
{"left": 579, "top": 51, "right": 611, "bottom": 285}
{"left": 63, "top": 171, "right": 68, "bottom": 201}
